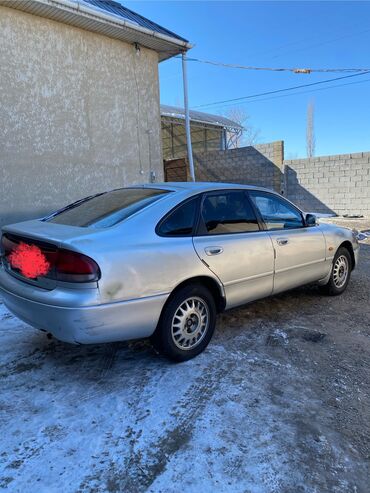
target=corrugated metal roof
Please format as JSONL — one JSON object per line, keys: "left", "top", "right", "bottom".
{"left": 82, "top": 0, "right": 188, "bottom": 42}
{"left": 0, "top": 0, "right": 191, "bottom": 61}
{"left": 160, "top": 105, "right": 243, "bottom": 131}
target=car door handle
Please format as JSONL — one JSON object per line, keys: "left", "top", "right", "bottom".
{"left": 277, "top": 238, "right": 289, "bottom": 246}
{"left": 204, "top": 246, "right": 224, "bottom": 256}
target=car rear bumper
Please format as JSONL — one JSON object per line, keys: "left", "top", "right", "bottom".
{"left": 0, "top": 267, "right": 168, "bottom": 344}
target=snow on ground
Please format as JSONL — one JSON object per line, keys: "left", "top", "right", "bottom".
{"left": 0, "top": 244, "right": 369, "bottom": 492}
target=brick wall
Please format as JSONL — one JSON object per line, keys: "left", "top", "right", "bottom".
{"left": 193, "top": 141, "right": 284, "bottom": 192}
{"left": 284, "top": 152, "right": 370, "bottom": 215}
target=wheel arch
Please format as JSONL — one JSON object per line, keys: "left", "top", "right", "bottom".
{"left": 338, "top": 241, "right": 355, "bottom": 270}
{"left": 166, "top": 276, "right": 226, "bottom": 314}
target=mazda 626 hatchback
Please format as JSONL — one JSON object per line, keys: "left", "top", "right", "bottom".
{"left": 0, "top": 183, "right": 360, "bottom": 361}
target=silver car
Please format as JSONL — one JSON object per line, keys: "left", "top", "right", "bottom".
{"left": 0, "top": 183, "right": 360, "bottom": 361}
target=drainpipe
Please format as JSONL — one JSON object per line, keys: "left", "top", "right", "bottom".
{"left": 182, "top": 53, "right": 195, "bottom": 181}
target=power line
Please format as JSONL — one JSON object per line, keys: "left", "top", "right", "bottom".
{"left": 206, "top": 77, "right": 370, "bottom": 111}
{"left": 178, "top": 56, "right": 370, "bottom": 74}
{"left": 193, "top": 71, "right": 370, "bottom": 109}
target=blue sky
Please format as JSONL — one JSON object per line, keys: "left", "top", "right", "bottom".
{"left": 125, "top": 1, "right": 370, "bottom": 158}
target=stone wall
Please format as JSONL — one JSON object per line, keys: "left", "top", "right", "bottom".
{"left": 0, "top": 6, "right": 163, "bottom": 227}
{"left": 285, "top": 152, "right": 370, "bottom": 215}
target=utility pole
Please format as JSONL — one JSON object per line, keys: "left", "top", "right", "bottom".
{"left": 182, "top": 52, "right": 195, "bottom": 181}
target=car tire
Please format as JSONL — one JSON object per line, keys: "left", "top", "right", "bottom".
{"left": 320, "top": 247, "right": 352, "bottom": 296}
{"left": 152, "top": 283, "right": 217, "bottom": 362}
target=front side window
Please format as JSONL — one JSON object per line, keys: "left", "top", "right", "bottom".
{"left": 249, "top": 191, "right": 304, "bottom": 230}
{"left": 157, "top": 196, "right": 199, "bottom": 236}
{"left": 200, "top": 190, "right": 260, "bottom": 235}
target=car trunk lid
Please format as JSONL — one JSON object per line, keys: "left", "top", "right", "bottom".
{"left": 1, "top": 220, "right": 99, "bottom": 289}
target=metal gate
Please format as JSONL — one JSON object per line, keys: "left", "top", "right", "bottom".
{"left": 163, "top": 158, "right": 190, "bottom": 182}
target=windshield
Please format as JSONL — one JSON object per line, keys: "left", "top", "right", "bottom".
{"left": 44, "top": 188, "right": 170, "bottom": 228}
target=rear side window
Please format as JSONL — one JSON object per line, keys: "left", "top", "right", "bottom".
{"left": 157, "top": 196, "right": 199, "bottom": 237}
{"left": 200, "top": 190, "right": 260, "bottom": 235}
{"left": 44, "top": 188, "right": 169, "bottom": 228}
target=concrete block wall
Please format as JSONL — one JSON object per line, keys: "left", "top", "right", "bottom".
{"left": 192, "top": 141, "right": 369, "bottom": 216}
{"left": 285, "top": 152, "right": 370, "bottom": 215}
{"left": 193, "top": 141, "right": 284, "bottom": 193}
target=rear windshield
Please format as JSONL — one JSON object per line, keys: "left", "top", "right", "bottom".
{"left": 44, "top": 188, "right": 169, "bottom": 228}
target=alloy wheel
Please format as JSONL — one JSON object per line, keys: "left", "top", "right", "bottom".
{"left": 333, "top": 255, "right": 349, "bottom": 288}
{"left": 171, "top": 297, "right": 209, "bottom": 350}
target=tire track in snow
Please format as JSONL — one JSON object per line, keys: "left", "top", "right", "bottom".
{"left": 99, "top": 352, "right": 231, "bottom": 492}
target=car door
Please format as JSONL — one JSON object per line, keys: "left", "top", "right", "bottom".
{"left": 192, "top": 189, "right": 275, "bottom": 309}
{"left": 248, "top": 190, "right": 327, "bottom": 294}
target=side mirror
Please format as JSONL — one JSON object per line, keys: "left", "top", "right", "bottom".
{"left": 305, "top": 213, "right": 317, "bottom": 227}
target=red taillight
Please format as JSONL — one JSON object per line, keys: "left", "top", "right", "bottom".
{"left": 55, "top": 249, "right": 100, "bottom": 283}
{"left": 1, "top": 234, "right": 100, "bottom": 283}
{"left": 8, "top": 242, "right": 50, "bottom": 279}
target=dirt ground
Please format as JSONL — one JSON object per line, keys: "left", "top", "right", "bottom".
{"left": 0, "top": 240, "right": 369, "bottom": 492}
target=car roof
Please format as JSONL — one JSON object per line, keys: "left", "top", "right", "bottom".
{"left": 139, "top": 182, "right": 275, "bottom": 193}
